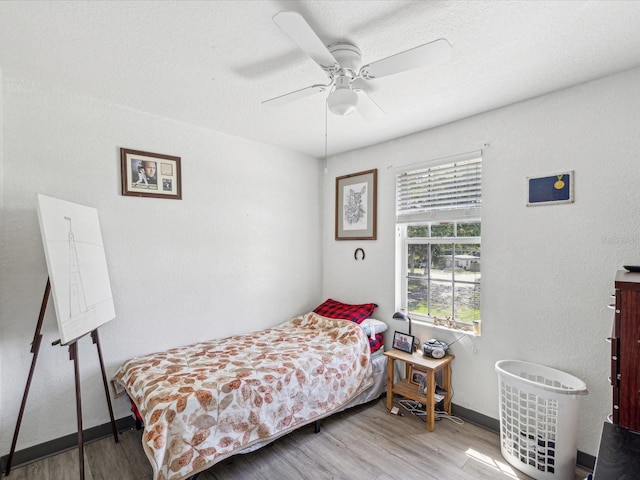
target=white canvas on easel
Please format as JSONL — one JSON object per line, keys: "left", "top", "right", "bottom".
{"left": 36, "top": 194, "right": 115, "bottom": 345}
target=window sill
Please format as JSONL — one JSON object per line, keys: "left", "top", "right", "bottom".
{"left": 413, "top": 318, "right": 481, "bottom": 337}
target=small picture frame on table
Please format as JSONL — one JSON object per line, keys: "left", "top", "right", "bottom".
{"left": 120, "top": 148, "right": 182, "bottom": 200}
{"left": 409, "top": 365, "right": 428, "bottom": 387}
{"left": 392, "top": 331, "right": 414, "bottom": 354}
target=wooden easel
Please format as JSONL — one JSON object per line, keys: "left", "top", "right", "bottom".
{"left": 4, "top": 278, "right": 119, "bottom": 478}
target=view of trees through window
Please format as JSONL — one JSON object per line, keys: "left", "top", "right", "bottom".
{"left": 405, "top": 222, "right": 480, "bottom": 323}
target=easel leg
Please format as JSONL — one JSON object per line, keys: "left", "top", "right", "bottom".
{"left": 70, "top": 341, "right": 85, "bottom": 480}
{"left": 4, "top": 279, "right": 50, "bottom": 476}
{"left": 91, "top": 329, "right": 119, "bottom": 443}
{"left": 5, "top": 279, "right": 116, "bottom": 478}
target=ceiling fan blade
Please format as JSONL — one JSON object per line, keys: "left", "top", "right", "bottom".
{"left": 360, "top": 38, "right": 452, "bottom": 79}
{"left": 273, "top": 11, "right": 338, "bottom": 70}
{"left": 355, "top": 89, "right": 384, "bottom": 120}
{"left": 262, "top": 84, "right": 328, "bottom": 108}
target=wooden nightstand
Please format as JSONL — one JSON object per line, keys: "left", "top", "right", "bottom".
{"left": 384, "top": 349, "right": 454, "bottom": 432}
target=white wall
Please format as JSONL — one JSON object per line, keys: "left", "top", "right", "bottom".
{"left": 0, "top": 67, "right": 4, "bottom": 430}
{"left": 323, "top": 67, "right": 640, "bottom": 456}
{"left": 3, "top": 66, "right": 639, "bottom": 463}
{"left": 0, "top": 78, "right": 323, "bottom": 454}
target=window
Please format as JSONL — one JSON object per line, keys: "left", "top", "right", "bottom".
{"left": 396, "top": 152, "right": 481, "bottom": 331}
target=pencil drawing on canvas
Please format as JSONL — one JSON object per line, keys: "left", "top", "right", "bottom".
{"left": 37, "top": 194, "right": 116, "bottom": 344}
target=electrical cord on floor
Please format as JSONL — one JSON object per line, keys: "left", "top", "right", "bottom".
{"left": 397, "top": 399, "right": 465, "bottom": 425}
{"left": 434, "top": 411, "right": 465, "bottom": 425}
{"left": 398, "top": 399, "right": 429, "bottom": 418}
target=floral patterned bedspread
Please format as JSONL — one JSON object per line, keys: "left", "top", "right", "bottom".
{"left": 113, "top": 312, "right": 373, "bottom": 480}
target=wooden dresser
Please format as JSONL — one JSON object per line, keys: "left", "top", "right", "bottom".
{"left": 611, "top": 271, "right": 640, "bottom": 431}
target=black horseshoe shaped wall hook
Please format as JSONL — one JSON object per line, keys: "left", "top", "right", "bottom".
{"left": 354, "top": 248, "right": 365, "bottom": 260}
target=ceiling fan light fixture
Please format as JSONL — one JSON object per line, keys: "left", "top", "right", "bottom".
{"left": 266, "top": 11, "right": 451, "bottom": 119}
{"left": 327, "top": 88, "right": 359, "bottom": 115}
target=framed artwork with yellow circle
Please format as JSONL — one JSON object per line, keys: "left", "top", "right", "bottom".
{"left": 527, "top": 171, "right": 573, "bottom": 206}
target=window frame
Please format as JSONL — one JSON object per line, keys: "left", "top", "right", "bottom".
{"left": 395, "top": 151, "right": 482, "bottom": 334}
{"left": 397, "top": 221, "right": 481, "bottom": 328}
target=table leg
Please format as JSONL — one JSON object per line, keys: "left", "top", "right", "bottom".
{"left": 386, "top": 357, "right": 394, "bottom": 411}
{"left": 443, "top": 363, "right": 452, "bottom": 415}
{"left": 426, "top": 370, "right": 436, "bottom": 431}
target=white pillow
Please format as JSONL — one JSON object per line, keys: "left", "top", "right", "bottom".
{"left": 360, "top": 318, "right": 388, "bottom": 337}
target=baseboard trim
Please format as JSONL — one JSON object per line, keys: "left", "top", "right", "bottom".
{"left": 0, "top": 416, "right": 137, "bottom": 473}
{"left": 451, "top": 403, "right": 595, "bottom": 471}
{"left": 451, "top": 403, "right": 500, "bottom": 431}
{"left": 1, "top": 404, "right": 597, "bottom": 473}
{"left": 576, "top": 451, "right": 596, "bottom": 472}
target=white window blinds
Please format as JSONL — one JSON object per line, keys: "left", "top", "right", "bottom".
{"left": 396, "top": 151, "right": 482, "bottom": 223}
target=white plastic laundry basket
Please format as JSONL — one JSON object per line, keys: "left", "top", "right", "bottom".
{"left": 495, "top": 360, "right": 588, "bottom": 480}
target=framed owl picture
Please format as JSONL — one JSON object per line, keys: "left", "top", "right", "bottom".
{"left": 335, "top": 169, "right": 377, "bottom": 240}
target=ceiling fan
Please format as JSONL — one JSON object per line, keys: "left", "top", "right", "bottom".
{"left": 262, "top": 11, "right": 452, "bottom": 120}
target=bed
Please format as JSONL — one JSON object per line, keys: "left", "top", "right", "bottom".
{"left": 113, "top": 299, "right": 388, "bottom": 480}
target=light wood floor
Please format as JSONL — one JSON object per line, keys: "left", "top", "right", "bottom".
{"left": 4, "top": 397, "right": 591, "bottom": 480}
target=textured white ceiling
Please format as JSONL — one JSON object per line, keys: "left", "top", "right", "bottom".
{"left": 1, "top": 0, "right": 640, "bottom": 158}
